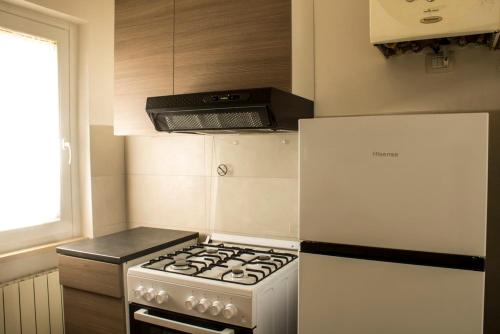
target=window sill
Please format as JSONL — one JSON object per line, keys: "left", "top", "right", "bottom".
{"left": 0, "top": 237, "right": 87, "bottom": 264}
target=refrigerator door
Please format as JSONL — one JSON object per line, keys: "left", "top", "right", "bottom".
{"left": 299, "top": 113, "right": 489, "bottom": 256}
{"left": 299, "top": 253, "right": 485, "bottom": 334}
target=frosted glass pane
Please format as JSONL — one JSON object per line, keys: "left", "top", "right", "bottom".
{"left": 0, "top": 27, "right": 61, "bottom": 232}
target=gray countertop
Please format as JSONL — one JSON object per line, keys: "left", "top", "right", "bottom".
{"left": 56, "top": 227, "right": 199, "bottom": 264}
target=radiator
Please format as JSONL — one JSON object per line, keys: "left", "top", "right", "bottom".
{"left": 0, "top": 269, "right": 64, "bottom": 334}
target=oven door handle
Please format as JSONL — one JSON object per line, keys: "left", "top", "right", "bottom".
{"left": 134, "top": 308, "right": 236, "bottom": 334}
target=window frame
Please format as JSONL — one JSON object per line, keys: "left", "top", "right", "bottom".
{"left": 0, "top": 4, "right": 80, "bottom": 253}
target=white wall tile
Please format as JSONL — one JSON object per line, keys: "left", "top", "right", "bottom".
{"left": 204, "top": 136, "right": 214, "bottom": 177}
{"left": 127, "top": 175, "right": 208, "bottom": 232}
{"left": 91, "top": 175, "right": 127, "bottom": 237}
{"left": 209, "top": 177, "right": 298, "bottom": 239}
{"left": 90, "top": 125, "right": 125, "bottom": 177}
{"left": 126, "top": 136, "right": 153, "bottom": 175}
{"left": 211, "top": 134, "right": 298, "bottom": 178}
{"left": 150, "top": 135, "right": 206, "bottom": 175}
{"left": 94, "top": 222, "right": 128, "bottom": 237}
{"left": 126, "top": 135, "right": 207, "bottom": 176}
{"left": 89, "top": 125, "right": 127, "bottom": 237}
{"left": 126, "top": 133, "right": 299, "bottom": 239}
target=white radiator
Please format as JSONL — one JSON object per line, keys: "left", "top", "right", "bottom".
{"left": 0, "top": 269, "right": 64, "bottom": 334}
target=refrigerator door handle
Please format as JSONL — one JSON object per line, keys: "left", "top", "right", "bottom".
{"left": 300, "top": 241, "right": 485, "bottom": 272}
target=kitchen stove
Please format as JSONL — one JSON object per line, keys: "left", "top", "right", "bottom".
{"left": 127, "top": 233, "right": 299, "bottom": 334}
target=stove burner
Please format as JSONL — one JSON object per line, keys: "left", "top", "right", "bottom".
{"left": 141, "top": 242, "right": 297, "bottom": 285}
{"left": 231, "top": 268, "right": 245, "bottom": 279}
{"left": 172, "top": 260, "right": 190, "bottom": 270}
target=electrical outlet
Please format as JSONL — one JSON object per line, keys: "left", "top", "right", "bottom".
{"left": 426, "top": 51, "right": 454, "bottom": 73}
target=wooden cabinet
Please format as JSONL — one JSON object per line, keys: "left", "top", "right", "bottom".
{"left": 114, "top": 0, "right": 174, "bottom": 135}
{"left": 114, "top": 0, "right": 292, "bottom": 135}
{"left": 59, "top": 255, "right": 126, "bottom": 334}
{"left": 173, "top": 0, "right": 291, "bottom": 94}
{"left": 63, "top": 287, "right": 126, "bottom": 334}
{"left": 59, "top": 255, "right": 123, "bottom": 298}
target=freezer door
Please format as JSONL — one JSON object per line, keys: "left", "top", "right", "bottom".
{"left": 299, "top": 113, "right": 489, "bottom": 256}
{"left": 299, "top": 253, "right": 485, "bottom": 334}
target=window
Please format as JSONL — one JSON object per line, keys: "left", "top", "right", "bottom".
{"left": 0, "top": 6, "right": 77, "bottom": 252}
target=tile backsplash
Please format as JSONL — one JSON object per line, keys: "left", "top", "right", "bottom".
{"left": 126, "top": 134, "right": 298, "bottom": 239}
{"left": 90, "top": 126, "right": 128, "bottom": 237}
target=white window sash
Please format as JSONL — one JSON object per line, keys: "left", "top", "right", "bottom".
{"left": 0, "top": 6, "right": 78, "bottom": 253}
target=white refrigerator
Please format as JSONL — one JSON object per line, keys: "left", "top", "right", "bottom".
{"left": 298, "top": 113, "right": 500, "bottom": 334}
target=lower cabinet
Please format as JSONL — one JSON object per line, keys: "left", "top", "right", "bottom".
{"left": 63, "top": 287, "right": 126, "bottom": 334}
{"left": 59, "top": 255, "right": 127, "bottom": 334}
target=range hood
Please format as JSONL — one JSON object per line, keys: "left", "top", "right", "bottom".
{"left": 146, "top": 88, "right": 314, "bottom": 134}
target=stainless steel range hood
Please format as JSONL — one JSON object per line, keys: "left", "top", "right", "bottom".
{"left": 146, "top": 88, "right": 314, "bottom": 134}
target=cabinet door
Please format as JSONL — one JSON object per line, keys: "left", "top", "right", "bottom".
{"left": 174, "top": 0, "right": 291, "bottom": 94}
{"left": 63, "top": 287, "right": 126, "bottom": 334}
{"left": 58, "top": 255, "right": 123, "bottom": 298}
{"left": 114, "top": 0, "right": 174, "bottom": 135}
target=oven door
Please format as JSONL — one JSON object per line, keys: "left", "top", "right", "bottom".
{"left": 130, "top": 304, "right": 254, "bottom": 334}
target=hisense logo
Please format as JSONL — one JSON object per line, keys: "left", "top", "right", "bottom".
{"left": 372, "top": 151, "right": 399, "bottom": 158}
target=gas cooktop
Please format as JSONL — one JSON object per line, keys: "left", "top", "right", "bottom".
{"left": 140, "top": 242, "right": 297, "bottom": 285}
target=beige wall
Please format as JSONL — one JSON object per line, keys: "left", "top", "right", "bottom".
{"left": 314, "top": 0, "right": 500, "bottom": 117}
{"left": 292, "top": 0, "right": 315, "bottom": 100}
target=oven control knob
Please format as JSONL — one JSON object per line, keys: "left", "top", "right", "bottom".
{"left": 209, "top": 301, "right": 224, "bottom": 316}
{"left": 145, "top": 288, "right": 156, "bottom": 302}
{"left": 196, "top": 298, "right": 211, "bottom": 313}
{"left": 222, "top": 304, "right": 238, "bottom": 319}
{"left": 155, "top": 290, "right": 169, "bottom": 304}
{"left": 134, "top": 286, "right": 146, "bottom": 298}
{"left": 185, "top": 296, "right": 199, "bottom": 310}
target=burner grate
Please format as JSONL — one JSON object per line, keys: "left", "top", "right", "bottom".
{"left": 141, "top": 243, "right": 297, "bottom": 285}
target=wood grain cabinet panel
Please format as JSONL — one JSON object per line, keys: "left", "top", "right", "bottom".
{"left": 63, "top": 287, "right": 126, "bottom": 334}
{"left": 113, "top": 0, "right": 292, "bottom": 134}
{"left": 173, "top": 0, "right": 292, "bottom": 94}
{"left": 114, "top": 0, "right": 174, "bottom": 135}
{"left": 58, "top": 255, "right": 123, "bottom": 298}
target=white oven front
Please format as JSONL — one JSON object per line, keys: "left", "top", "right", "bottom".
{"left": 129, "top": 304, "right": 254, "bottom": 334}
